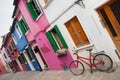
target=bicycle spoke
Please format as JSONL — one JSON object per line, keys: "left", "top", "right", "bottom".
{"left": 69, "top": 60, "right": 84, "bottom": 75}
{"left": 93, "top": 54, "right": 113, "bottom": 71}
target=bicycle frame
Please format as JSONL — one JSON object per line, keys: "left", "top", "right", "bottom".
{"left": 76, "top": 53, "right": 102, "bottom": 67}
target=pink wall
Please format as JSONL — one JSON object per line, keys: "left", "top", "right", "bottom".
{"left": 18, "top": 0, "right": 73, "bottom": 70}
{"left": 18, "top": 0, "right": 49, "bottom": 41}
{"left": 35, "top": 32, "right": 73, "bottom": 70}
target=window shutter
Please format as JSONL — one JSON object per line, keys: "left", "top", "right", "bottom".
{"left": 22, "top": 18, "right": 29, "bottom": 31}
{"left": 46, "top": 31, "right": 59, "bottom": 52}
{"left": 26, "top": 2, "right": 37, "bottom": 20}
{"left": 54, "top": 25, "right": 68, "bottom": 48}
{"left": 17, "top": 21, "right": 26, "bottom": 35}
{"left": 33, "top": 0, "right": 42, "bottom": 15}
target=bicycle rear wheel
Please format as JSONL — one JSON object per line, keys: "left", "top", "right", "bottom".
{"left": 69, "top": 60, "right": 84, "bottom": 75}
{"left": 93, "top": 54, "right": 113, "bottom": 71}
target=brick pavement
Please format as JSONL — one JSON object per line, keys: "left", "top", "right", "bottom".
{"left": 0, "top": 66, "right": 120, "bottom": 80}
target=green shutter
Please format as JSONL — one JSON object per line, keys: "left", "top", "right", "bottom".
{"left": 54, "top": 25, "right": 68, "bottom": 48}
{"left": 22, "top": 17, "right": 29, "bottom": 31}
{"left": 26, "top": 2, "right": 37, "bottom": 20}
{"left": 17, "top": 21, "right": 26, "bottom": 35}
{"left": 46, "top": 31, "right": 59, "bottom": 52}
{"left": 33, "top": 0, "right": 41, "bottom": 15}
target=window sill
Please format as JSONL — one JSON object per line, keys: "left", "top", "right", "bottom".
{"left": 35, "top": 12, "right": 43, "bottom": 21}
{"left": 56, "top": 49, "right": 67, "bottom": 58}
{"left": 25, "top": 30, "right": 30, "bottom": 35}
{"left": 73, "top": 44, "right": 94, "bottom": 51}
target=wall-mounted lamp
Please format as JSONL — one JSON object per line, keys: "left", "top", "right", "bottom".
{"left": 75, "top": 0, "right": 85, "bottom": 8}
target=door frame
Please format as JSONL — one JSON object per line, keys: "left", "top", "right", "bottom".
{"left": 32, "top": 44, "right": 48, "bottom": 70}
{"left": 97, "top": 0, "right": 120, "bottom": 52}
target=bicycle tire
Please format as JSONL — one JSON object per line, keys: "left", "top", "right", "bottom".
{"left": 93, "top": 54, "right": 113, "bottom": 71}
{"left": 69, "top": 60, "right": 85, "bottom": 75}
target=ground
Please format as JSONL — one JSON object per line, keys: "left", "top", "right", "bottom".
{"left": 0, "top": 66, "right": 120, "bottom": 80}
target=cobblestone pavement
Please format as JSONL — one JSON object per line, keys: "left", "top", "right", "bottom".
{"left": 0, "top": 66, "right": 120, "bottom": 80}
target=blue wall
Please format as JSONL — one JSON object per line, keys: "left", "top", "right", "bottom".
{"left": 32, "top": 61, "right": 42, "bottom": 71}
{"left": 26, "top": 63, "right": 31, "bottom": 71}
{"left": 11, "top": 27, "right": 28, "bottom": 52}
{"left": 17, "top": 35, "right": 27, "bottom": 52}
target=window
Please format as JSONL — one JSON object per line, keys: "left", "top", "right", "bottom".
{"left": 3, "top": 53, "right": 7, "bottom": 59}
{"left": 18, "top": 17, "right": 29, "bottom": 35}
{"left": 15, "top": 24, "right": 22, "bottom": 37}
{"left": 13, "top": 60, "right": 18, "bottom": 66}
{"left": 8, "top": 45, "right": 12, "bottom": 52}
{"left": 26, "top": 47, "right": 34, "bottom": 61}
{"left": 46, "top": 25, "right": 68, "bottom": 52}
{"left": 51, "top": 29, "right": 64, "bottom": 49}
{"left": 11, "top": 40, "right": 16, "bottom": 50}
{"left": 26, "top": 0, "right": 42, "bottom": 20}
{"left": 20, "top": 53, "right": 27, "bottom": 63}
{"left": 65, "top": 16, "right": 90, "bottom": 47}
{"left": 11, "top": 34, "right": 17, "bottom": 45}
{"left": 9, "top": 62, "right": 13, "bottom": 68}
{"left": 18, "top": 56, "right": 24, "bottom": 64}
{"left": 6, "top": 49, "right": 10, "bottom": 55}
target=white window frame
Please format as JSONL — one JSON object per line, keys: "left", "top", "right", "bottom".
{"left": 27, "top": 0, "right": 43, "bottom": 20}
{"left": 15, "top": 24, "right": 22, "bottom": 38}
{"left": 51, "top": 29, "right": 64, "bottom": 49}
{"left": 11, "top": 34, "right": 17, "bottom": 45}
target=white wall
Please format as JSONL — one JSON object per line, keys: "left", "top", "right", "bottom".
{"left": 42, "top": 0, "right": 119, "bottom": 62}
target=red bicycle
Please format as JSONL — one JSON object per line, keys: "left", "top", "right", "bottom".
{"left": 69, "top": 48, "right": 113, "bottom": 75}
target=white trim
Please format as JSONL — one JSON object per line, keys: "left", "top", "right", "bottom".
{"left": 35, "top": 12, "right": 43, "bottom": 21}
{"left": 32, "top": 44, "right": 45, "bottom": 70}
{"left": 35, "top": 0, "right": 43, "bottom": 20}
{"left": 25, "top": 30, "right": 30, "bottom": 35}
{"left": 19, "top": 16, "right": 30, "bottom": 35}
{"left": 73, "top": 43, "right": 94, "bottom": 51}
{"left": 16, "top": 58, "right": 23, "bottom": 71}
{"left": 27, "top": 0, "right": 43, "bottom": 21}
{"left": 15, "top": 24, "right": 23, "bottom": 38}
{"left": 11, "top": 34, "right": 17, "bottom": 45}
{"left": 23, "top": 50, "right": 35, "bottom": 70}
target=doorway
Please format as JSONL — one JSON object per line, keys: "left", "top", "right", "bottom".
{"left": 32, "top": 45, "right": 48, "bottom": 70}
{"left": 97, "top": 0, "right": 120, "bottom": 52}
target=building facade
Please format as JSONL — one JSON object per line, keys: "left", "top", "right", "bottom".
{"left": 1, "top": 0, "right": 120, "bottom": 73}
{"left": 13, "top": 0, "right": 74, "bottom": 70}
{"left": 40, "top": 0, "right": 120, "bottom": 64}
{"left": 1, "top": 47, "right": 12, "bottom": 73}
{"left": 0, "top": 50, "right": 7, "bottom": 74}
{"left": 1, "top": 32, "right": 22, "bottom": 72}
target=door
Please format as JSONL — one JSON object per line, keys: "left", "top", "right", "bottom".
{"left": 97, "top": 0, "right": 120, "bottom": 52}
{"left": 32, "top": 45, "right": 48, "bottom": 70}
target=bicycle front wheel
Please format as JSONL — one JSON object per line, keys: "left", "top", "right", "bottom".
{"left": 69, "top": 60, "right": 84, "bottom": 75}
{"left": 93, "top": 54, "right": 113, "bottom": 71}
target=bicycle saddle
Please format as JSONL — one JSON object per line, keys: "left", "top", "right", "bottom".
{"left": 86, "top": 48, "right": 93, "bottom": 51}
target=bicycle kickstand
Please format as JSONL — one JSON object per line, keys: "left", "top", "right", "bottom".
{"left": 90, "top": 67, "right": 93, "bottom": 73}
